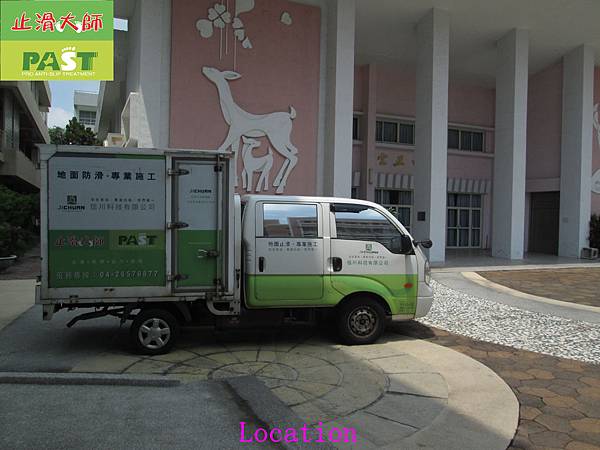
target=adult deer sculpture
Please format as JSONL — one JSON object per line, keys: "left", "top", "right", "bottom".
{"left": 202, "top": 66, "right": 298, "bottom": 194}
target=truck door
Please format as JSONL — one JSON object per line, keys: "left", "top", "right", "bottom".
{"left": 329, "top": 203, "right": 418, "bottom": 315}
{"left": 246, "top": 201, "right": 325, "bottom": 306}
{"left": 171, "top": 159, "right": 223, "bottom": 291}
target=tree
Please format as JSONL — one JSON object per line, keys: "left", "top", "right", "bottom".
{"left": 49, "top": 117, "right": 101, "bottom": 146}
{"left": 49, "top": 126, "right": 66, "bottom": 144}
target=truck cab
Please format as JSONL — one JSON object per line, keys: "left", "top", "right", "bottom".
{"left": 240, "top": 195, "right": 433, "bottom": 344}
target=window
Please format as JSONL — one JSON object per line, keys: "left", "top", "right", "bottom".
{"left": 333, "top": 204, "right": 404, "bottom": 253}
{"left": 447, "top": 193, "right": 482, "bottom": 248}
{"left": 351, "top": 187, "right": 359, "bottom": 199}
{"left": 375, "top": 189, "right": 413, "bottom": 233}
{"left": 78, "top": 110, "right": 96, "bottom": 127}
{"left": 376, "top": 119, "right": 414, "bottom": 145}
{"left": 352, "top": 116, "right": 360, "bottom": 141}
{"left": 448, "top": 128, "right": 484, "bottom": 152}
{"left": 263, "top": 203, "right": 318, "bottom": 238}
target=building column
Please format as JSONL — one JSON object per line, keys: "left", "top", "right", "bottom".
{"left": 323, "top": 0, "right": 356, "bottom": 197}
{"left": 360, "top": 64, "right": 377, "bottom": 201}
{"left": 492, "top": 29, "right": 528, "bottom": 259}
{"left": 126, "top": 0, "right": 171, "bottom": 148}
{"left": 413, "top": 9, "right": 449, "bottom": 263}
{"left": 559, "top": 45, "right": 594, "bottom": 257}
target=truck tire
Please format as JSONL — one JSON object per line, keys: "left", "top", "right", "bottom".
{"left": 337, "top": 297, "right": 386, "bottom": 345}
{"left": 130, "top": 309, "right": 179, "bottom": 355}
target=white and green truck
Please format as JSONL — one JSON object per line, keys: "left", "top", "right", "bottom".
{"left": 36, "top": 145, "right": 433, "bottom": 354}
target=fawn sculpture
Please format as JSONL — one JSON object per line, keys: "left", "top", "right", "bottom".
{"left": 241, "top": 136, "right": 273, "bottom": 192}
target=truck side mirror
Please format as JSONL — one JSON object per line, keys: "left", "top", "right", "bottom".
{"left": 391, "top": 235, "right": 414, "bottom": 254}
{"left": 414, "top": 239, "right": 433, "bottom": 249}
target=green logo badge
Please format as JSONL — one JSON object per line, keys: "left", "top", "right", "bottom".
{"left": 0, "top": 1, "right": 114, "bottom": 80}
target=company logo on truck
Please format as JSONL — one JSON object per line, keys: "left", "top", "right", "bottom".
{"left": 117, "top": 233, "right": 159, "bottom": 247}
{"left": 58, "top": 194, "right": 85, "bottom": 210}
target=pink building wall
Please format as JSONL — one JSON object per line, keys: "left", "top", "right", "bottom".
{"left": 169, "top": 0, "right": 321, "bottom": 195}
{"left": 526, "top": 62, "right": 563, "bottom": 182}
{"left": 354, "top": 64, "right": 496, "bottom": 247}
{"left": 593, "top": 67, "right": 600, "bottom": 215}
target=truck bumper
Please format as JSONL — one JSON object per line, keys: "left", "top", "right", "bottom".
{"left": 415, "top": 282, "right": 434, "bottom": 318}
{"left": 390, "top": 283, "right": 434, "bottom": 321}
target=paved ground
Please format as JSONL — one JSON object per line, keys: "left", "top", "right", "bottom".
{"left": 478, "top": 268, "right": 600, "bottom": 308}
{"left": 435, "top": 250, "right": 600, "bottom": 271}
{"left": 397, "top": 321, "right": 600, "bottom": 450}
{"left": 0, "top": 280, "right": 36, "bottom": 331}
{"left": 0, "top": 303, "right": 518, "bottom": 450}
{"left": 0, "top": 380, "right": 278, "bottom": 450}
{"left": 424, "top": 277, "right": 600, "bottom": 363}
{"left": 0, "top": 244, "right": 39, "bottom": 281}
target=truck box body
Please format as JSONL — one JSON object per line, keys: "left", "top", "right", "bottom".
{"left": 37, "top": 145, "right": 237, "bottom": 306}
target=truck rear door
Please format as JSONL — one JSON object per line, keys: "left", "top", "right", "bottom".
{"left": 171, "top": 157, "right": 227, "bottom": 292}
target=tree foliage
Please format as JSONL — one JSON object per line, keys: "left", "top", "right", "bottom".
{"left": 0, "top": 186, "right": 39, "bottom": 256}
{"left": 49, "top": 117, "right": 101, "bottom": 146}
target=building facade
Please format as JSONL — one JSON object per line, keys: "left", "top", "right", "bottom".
{"left": 73, "top": 90, "right": 99, "bottom": 129}
{"left": 98, "top": 0, "right": 600, "bottom": 263}
{"left": 0, "top": 81, "right": 51, "bottom": 191}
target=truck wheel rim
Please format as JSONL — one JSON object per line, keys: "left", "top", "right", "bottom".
{"left": 139, "top": 318, "right": 171, "bottom": 350}
{"left": 348, "top": 307, "right": 377, "bottom": 337}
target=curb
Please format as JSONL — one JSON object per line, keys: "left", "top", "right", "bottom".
{"left": 226, "top": 376, "right": 335, "bottom": 450}
{"left": 463, "top": 271, "right": 600, "bottom": 313}
{"left": 0, "top": 371, "right": 181, "bottom": 387}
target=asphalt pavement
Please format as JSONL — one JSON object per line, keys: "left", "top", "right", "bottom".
{"left": 0, "top": 380, "right": 279, "bottom": 450}
{"left": 0, "top": 305, "right": 129, "bottom": 372}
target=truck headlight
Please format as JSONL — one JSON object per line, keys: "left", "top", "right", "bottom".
{"left": 424, "top": 260, "right": 431, "bottom": 286}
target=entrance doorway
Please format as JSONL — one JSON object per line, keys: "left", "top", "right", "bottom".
{"left": 528, "top": 192, "right": 560, "bottom": 255}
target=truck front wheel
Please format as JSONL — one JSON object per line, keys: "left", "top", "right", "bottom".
{"left": 130, "top": 308, "right": 179, "bottom": 355}
{"left": 337, "top": 297, "right": 386, "bottom": 345}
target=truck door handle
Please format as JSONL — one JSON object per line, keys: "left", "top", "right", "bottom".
{"left": 332, "top": 257, "right": 343, "bottom": 272}
{"left": 258, "top": 257, "right": 265, "bottom": 272}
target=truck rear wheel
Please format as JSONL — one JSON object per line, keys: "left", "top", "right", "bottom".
{"left": 130, "top": 309, "right": 179, "bottom": 355}
{"left": 337, "top": 297, "right": 386, "bottom": 345}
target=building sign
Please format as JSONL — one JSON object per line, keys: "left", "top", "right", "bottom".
{"left": 0, "top": 0, "right": 113, "bottom": 80}
{"left": 47, "top": 155, "right": 165, "bottom": 287}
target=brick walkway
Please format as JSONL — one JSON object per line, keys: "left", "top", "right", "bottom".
{"left": 0, "top": 245, "right": 40, "bottom": 280}
{"left": 478, "top": 268, "right": 600, "bottom": 308}
{"left": 395, "top": 321, "right": 600, "bottom": 450}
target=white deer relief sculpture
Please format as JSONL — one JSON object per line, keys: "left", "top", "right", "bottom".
{"left": 241, "top": 136, "right": 273, "bottom": 192}
{"left": 202, "top": 66, "right": 298, "bottom": 194}
{"left": 592, "top": 104, "right": 600, "bottom": 194}
{"left": 594, "top": 103, "right": 600, "bottom": 147}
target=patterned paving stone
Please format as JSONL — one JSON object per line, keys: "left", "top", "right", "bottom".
{"left": 566, "top": 442, "right": 600, "bottom": 450}
{"left": 395, "top": 321, "right": 600, "bottom": 450}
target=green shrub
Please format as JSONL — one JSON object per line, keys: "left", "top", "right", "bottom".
{"left": 591, "top": 214, "right": 600, "bottom": 250}
{"left": 0, "top": 185, "right": 39, "bottom": 256}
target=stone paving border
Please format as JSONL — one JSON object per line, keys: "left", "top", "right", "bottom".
{"left": 397, "top": 322, "right": 600, "bottom": 450}
{"left": 463, "top": 272, "right": 600, "bottom": 313}
{"left": 472, "top": 269, "right": 600, "bottom": 311}
{"left": 422, "top": 279, "right": 600, "bottom": 363}
{"left": 70, "top": 330, "right": 518, "bottom": 450}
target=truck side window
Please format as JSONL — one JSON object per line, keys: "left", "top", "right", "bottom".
{"left": 333, "top": 204, "right": 403, "bottom": 253}
{"left": 263, "top": 203, "right": 318, "bottom": 238}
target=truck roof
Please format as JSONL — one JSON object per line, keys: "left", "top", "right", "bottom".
{"left": 240, "top": 194, "right": 378, "bottom": 208}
